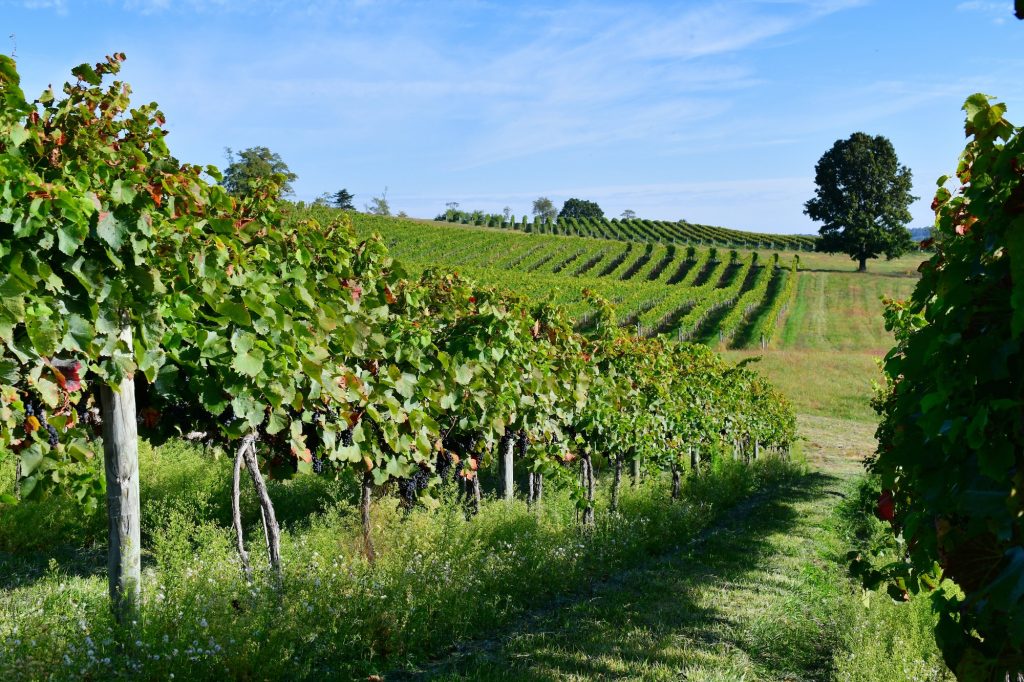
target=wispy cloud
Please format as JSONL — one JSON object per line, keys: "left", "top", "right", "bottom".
{"left": 956, "top": 0, "right": 1013, "bottom": 23}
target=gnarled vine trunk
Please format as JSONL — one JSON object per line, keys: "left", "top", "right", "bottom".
{"left": 582, "top": 454, "right": 595, "bottom": 525}
{"left": 240, "top": 435, "right": 282, "bottom": 580}
{"left": 610, "top": 455, "right": 623, "bottom": 512}
{"left": 232, "top": 434, "right": 254, "bottom": 582}
{"left": 671, "top": 464, "right": 681, "bottom": 501}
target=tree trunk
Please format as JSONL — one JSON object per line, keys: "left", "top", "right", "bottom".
{"left": 361, "top": 471, "right": 376, "bottom": 563}
{"left": 858, "top": 255, "right": 867, "bottom": 272}
{"left": 671, "top": 464, "right": 681, "bottom": 501}
{"left": 499, "top": 433, "right": 514, "bottom": 501}
{"left": 470, "top": 466, "right": 481, "bottom": 514}
{"left": 101, "top": 344, "right": 141, "bottom": 626}
{"left": 241, "top": 437, "right": 282, "bottom": 580}
{"left": 582, "top": 455, "right": 595, "bottom": 526}
{"left": 610, "top": 455, "right": 623, "bottom": 512}
{"left": 232, "top": 434, "right": 255, "bottom": 582}
{"left": 631, "top": 456, "right": 641, "bottom": 487}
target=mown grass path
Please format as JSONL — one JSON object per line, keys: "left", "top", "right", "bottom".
{"left": 390, "top": 417, "right": 871, "bottom": 681}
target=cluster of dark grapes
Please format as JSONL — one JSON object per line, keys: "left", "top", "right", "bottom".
{"left": 311, "top": 453, "right": 327, "bottom": 475}
{"left": 25, "top": 401, "right": 59, "bottom": 447}
{"left": 517, "top": 430, "right": 528, "bottom": 455}
{"left": 435, "top": 449, "right": 454, "bottom": 481}
{"left": 397, "top": 468, "right": 431, "bottom": 506}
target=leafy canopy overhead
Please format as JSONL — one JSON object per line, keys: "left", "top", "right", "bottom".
{"left": 222, "top": 146, "right": 297, "bottom": 197}
{"left": 804, "top": 132, "right": 916, "bottom": 271}
{"left": 559, "top": 198, "right": 604, "bottom": 220}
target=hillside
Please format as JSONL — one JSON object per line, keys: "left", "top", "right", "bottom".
{"left": 346, "top": 212, "right": 801, "bottom": 347}
{"left": 435, "top": 213, "right": 819, "bottom": 251}
{"left": 342, "top": 211, "right": 922, "bottom": 423}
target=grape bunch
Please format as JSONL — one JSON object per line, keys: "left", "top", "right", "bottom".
{"left": 413, "top": 468, "right": 430, "bottom": 491}
{"left": 436, "top": 449, "right": 453, "bottom": 481}
{"left": 397, "top": 467, "right": 431, "bottom": 506}
{"left": 517, "top": 430, "right": 528, "bottom": 455}
{"left": 397, "top": 477, "right": 416, "bottom": 506}
{"left": 311, "top": 452, "right": 327, "bottom": 475}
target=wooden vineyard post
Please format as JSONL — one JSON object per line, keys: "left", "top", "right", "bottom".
{"left": 610, "top": 454, "right": 624, "bottom": 512}
{"left": 499, "top": 432, "right": 514, "bottom": 501}
{"left": 631, "top": 455, "right": 641, "bottom": 487}
{"left": 690, "top": 446, "right": 699, "bottom": 471}
{"left": 101, "top": 325, "right": 141, "bottom": 626}
{"left": 671, "top": 463, "right": 681, "bottom": 501}
{"left": 361, "top": 471, "right": 376, "bottom": 563}
{"left": 755, "top": 441, "right": 761, "bottom": 460}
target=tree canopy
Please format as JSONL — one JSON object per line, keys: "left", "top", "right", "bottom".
{"left": 222, "top": 146, "right": 297, "bottom": 197}
{"left": 365, "top": 188, "right": 391, "bottom": 216}
{"left": 532, "top": 197, "right": 556, "bottom": 221}
{"left": 804, "top": 132, "right": 916, "bottom": 271}
{"left": 333, "top": 189, "right": 355, "bottom": 210}
{"left": 559, "top": 198, "right": 604, "bottom": 220}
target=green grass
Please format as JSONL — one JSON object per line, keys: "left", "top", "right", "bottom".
{"left": 0, "top": 440, "right": 803, "bottom": 680}
{"left": 779, "top": 271, "right": 918, "bottom": 352}
{"left": 724, "top": 349, "right": 884, "bottom": 423}
{"left": 400, "top": 416, "right": 950, "bottom": 682}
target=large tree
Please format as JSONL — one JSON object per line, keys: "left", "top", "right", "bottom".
{"left": 333, "top": 188, "right": 355, "bottom": 210}
{"left": 222, "top": 146, "right": 297, "bottom": 197}
{"left": 559, "top": 198, "right": 604, "bottom": 220}
{"left": 532, "top": 196, "right": 556, "bottom": 221}
{"left": 804, "top": 132, "right": 916, "bottom": 271}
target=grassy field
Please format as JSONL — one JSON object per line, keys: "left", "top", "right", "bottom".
{"left": 394, "top": 416, "right": 950, "bottom": 682}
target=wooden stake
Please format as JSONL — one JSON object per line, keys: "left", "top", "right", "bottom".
{"left": 101, "top": 327, "right": 141, "bottom": 626}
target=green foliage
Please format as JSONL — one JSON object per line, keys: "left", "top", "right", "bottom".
{"left": 805, "top": 132, "right": 916, "bottom": 270}
{"left": 871, "top": 95, "right": 1024, "bottom": 679}
{"left": 222, "top": 146, "right": 297, "bottom": 197}
{"left": 531, "top": 196, "right": 556, "bottom": 221}
{"left": 365, "top": 188, "right": 390, "bottom": 216}
{"left": 558, "top": 197, "right": 604, "bottom": 220}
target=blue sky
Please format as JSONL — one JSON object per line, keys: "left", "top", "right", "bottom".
{"left": 3, "top": 1, "right": 1022, "bottom": 233}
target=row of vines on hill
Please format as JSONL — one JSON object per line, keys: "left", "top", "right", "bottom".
{"left": 350, "top": 213, "right": 799, "bottom": 347}
{"left": 437, "top": 211, "right": 818, "bottom": 250}
{"left": 0, "top": 56, "right": 797, "bottom": 628}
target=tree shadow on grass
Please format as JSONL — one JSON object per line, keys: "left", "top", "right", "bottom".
{"left": 399, "top": 472, "right": 842, "bottom": 681}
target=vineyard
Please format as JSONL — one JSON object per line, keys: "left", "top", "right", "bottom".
{"left": 0, "top": 56, "right": 806, "bottom": 679}
{"left": 329, "top": 211, "right": 801, "bottom": 347}
{"left": 5, "top": 42, "right": 1011, "bottom": 682}
{"left": 436, "top": 211, "right": 819, "bottom": 251}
